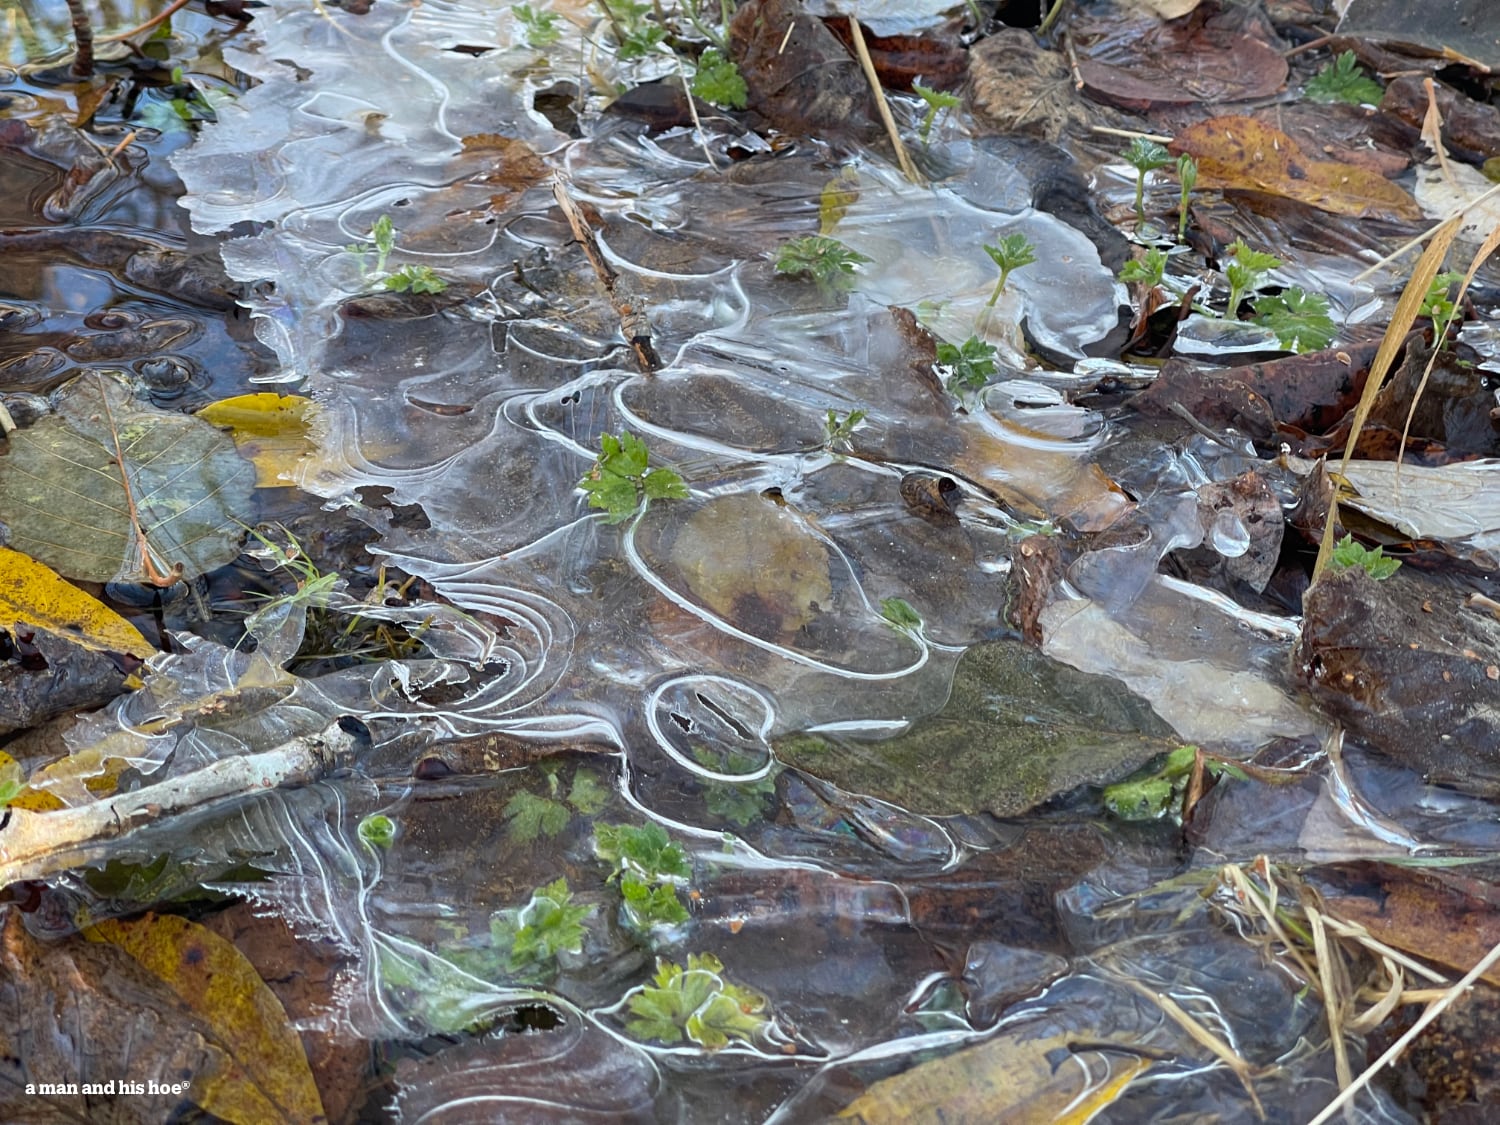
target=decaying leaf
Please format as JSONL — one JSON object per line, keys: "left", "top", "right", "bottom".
{"left": 0, "top": 374, "right": 254, "bottom": 584}
{"left": 0, "top": 546, "right": 149, "bottom": 657}
{"left": 89, "top": 912, "right": 326, "bottom": 1124}
{"left": 1170, "top": 116, "right": 1421, "bottom": 222}
{"left": 195, "top": 393, "right": 319, "bottom": 488}
{"left": 838, "top": 1031, "right": 1150, "bottom": 1124}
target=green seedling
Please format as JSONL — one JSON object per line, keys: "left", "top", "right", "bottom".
{"left": 1123, "top": 137, "right": 1172, "bottom": 222}
{"left": 774, "top": 235, "right": 871, "bottom": 295}
{"left": 624, "top": 953, "right": 771, "bottom": 1049}
{"left": 490, "top": 878, "right": 594, "bottom": 976}
{"left": 879, "top": 596, "right": 922, "bottom": 634}
{"left": 578, "top": 431, "right": 689, "bottom": 523}
{"left": 936, "top": 334, "right": 999, "bottom": 397}
{"left": 1103, "top": 745, "right": 1246, "bottom": 823}
{"left": 138, "top": 67, "right": 235, "bottom": 132}
{"left": 1252, "top": 287, "right": 1336, "bottom": 352}
{"left": 1305, "top": 50, "right": 1383, "bottom": 106}
{"left": 503, "top": 790, "right": 571, "bottom": 843}
{"left": 982, "top": 234, "right": 1037, "bottom": 306}
{"left": 1118, "top": 246, "right": 1168, "bottom": 290}
{"left": 345, "top": 214, "right": 397, "bottom": 277}
{"left": 620, "top": 873, "right": 690, "bottom": 928}
{"left": 1421, "top": 270, "right": 1466, "bottom": 340}
{"left": 381, "top": 265, "right": 449, "bottom": 294}
{"left": 595, "top": 821, "right": 692, "bottom": 931}
{"left": 912, "top": 81, "right": 961, "bottom": 143}
{"left": 1222, "top": 239, "right": 1281, "bottom": 319}
{"left": 358, "top": 814, "right": 397, "bottom": 848}
{"left": 597, "top": 0, "right": 667, "bottom": 59}
{"left": 823, "top": 408, "right": 867, "bottom": 453}
{"left": 691, "top": 48, "right": 747, "bottom": 109}
{"left": 1175, "top": 154, "right": 1198, "bottom": 243}
{"left": 1329, "top": 534, "right": 1400, "bottom": 580}
{"left": 513, "top": 2, "right": 563, "bottom": 46}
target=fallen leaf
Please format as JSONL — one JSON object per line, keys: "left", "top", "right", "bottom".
{"left": 0, "top": 546, "right": 149, "bottom": 656}
{"left": 838, "top": 1031, "right": 1150, "bottom": 1123}
{"left": 195, "top": 393, "right": 318, "bottom": 487}
{"left": 89, "top": 912, "right": 327, "bottom": 1125}
{"left": 0, "top": 374, "right": 254, "bottom": 583}
{"left": 1413, "top": 157, "right": 1500, "bottom": 243}
{"left": 1170, "top": 116, "right": 1421, "bottom": 221}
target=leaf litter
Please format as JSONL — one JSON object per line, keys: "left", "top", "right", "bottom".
{"left": 3, "top": 0, "right": 1500, "bottom": 1120}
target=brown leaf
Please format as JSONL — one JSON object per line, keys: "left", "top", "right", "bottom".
{"left": 1170, "top": 116, "right": 1422, "bottom": 221}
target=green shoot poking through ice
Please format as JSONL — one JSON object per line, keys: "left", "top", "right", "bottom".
{"left": 1118, "top": 247, "right": 1168, "bottom": 290}
{"left": 1222, "top": 239, "right": 1280, "bottom": 319}
{"left": 823, "top": 409, "right": 866, "bottom": 453}
{"left": 579, "top": 432, "right": 689, "bottom": 523}
{"left": 691, "top": 49, "right": 747, "bottom": 109}
{"left": 936, "top": 335, "right": 999, "bottom": 397}
{"left": 513, "top": 3, "right": 562, "bottom": 46}
{"left": 595, "top": 822, "right": 692, "bottom": 931}
{"left": 357, "top": 814, "right": 396, "bottom": 849}
{"left": 1305, "top": 50, "right": 1383, "bottom": 106}
{"left": 1175, "top": 154, "right": 1197, "bottom": 243}
{"left": 490, "top": 878, "right": 594, "bottom": 976}
{"left": 982, "top": 234, "right": 1036, "bottom": 307}
{"left": 880, "top": 597, "right": 922, "bottom": 634}
{"left": 1330, "top": 535, "right": 1401, "bottom": 580}
{"left": 1252, "top": 288, "right": 1336, "bottom": 353}
{"left": 1103, "top": 745, "right": 1246, "bottom": 823}
{"left": 381, "top": 265, "right": 448, "bottom": 294}
{"left": 1123, "top": 137, "right": 1171, "bottom": 222}
{"left": 774, "top": 235, "right": 871, "bottom": 295}
{"left": 624, "top": 953, "right": 771, "bottom": 1049}
{"left": 912, "top": 81, "right": 960, "bottom": 142}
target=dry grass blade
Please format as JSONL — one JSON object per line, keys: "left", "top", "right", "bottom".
{"left": 1119, "top": 978, "right": 1266, "bottom": 1119}
{"left": 1307, "top": 905, "right": 1353, "bottom": 1097}
{"left": 1307, "top": 934, "right": 1500, "bottom": 1125}
{"left": 1220, "top": 863, "right": 1318, "bottom": 985}
{"left": 1309, "top": 216, "right": 1460, "bottom": 585}
{"left": 846, "top": 17, "right": 920, "bottom": 186}
{"left": 1396, "top": 222, "right": 1500, "bottom": 474}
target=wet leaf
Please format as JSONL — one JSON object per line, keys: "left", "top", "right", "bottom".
{"left": 195, "top": 393, "right": 318, "bottom": 488}
{"left": 837, "top": 1032, "right": 1150, "bottom": 1123}
{"left": 1170, "top": 116, "right": 1421, "bottom": 222}
{"left": 88, "top": 912, "right": 326, "bottom": 1124}
{"left": 0, "top": 546, "right": 149, "bottom": 656}
{"left": 0, "top": 374, "right": 254, "bottom": 583}
{"left": 623, "top": 953, "right": 769, "bottom": 1049}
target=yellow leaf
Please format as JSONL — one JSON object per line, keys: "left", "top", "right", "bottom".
{"left": 0, "top": 547, "right": 149, "bottom": 657}
{"left": 88, "top": 913, "right": 326, "bottom": 1125}
{"left": 196, "top": 393, "right": 318, "bottom": 488}
{"left": 838, "top": 1032, "right": 1150, "bottom": 1124}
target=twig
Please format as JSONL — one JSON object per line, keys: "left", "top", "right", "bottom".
{"left": 99, "top": 0, "right": 193, "bottom": 43}
{"left": 1090, "top": 125, "right": 1175, "bottom": 144}
{"left": 65, "top": 0, "right": 93, "bottom": 77}
{"left": 1307, "top": 934, "right": 1500, "bottom": 1125}
{"left": 846, "top": 17, "right": 920, "bottom": 186}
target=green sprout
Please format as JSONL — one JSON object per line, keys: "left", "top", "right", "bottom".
{"left": 691, "top": 48, "right": 747, "bottom": 109}
{"left": 1175, "top": 154, "right": 1198, "bottom": 243}
{"left": 774, "top": 235, "right": 871, "bottom": 295}
{"left": 1103, "top": 745, "right": 1245, "bottom": 823}
{"left": 1118, "top": 246, "right": 1168, "bottom": 290}
{"left": 345, "top": 214, "right": 396, "bottom": 277}
{"left": 597, "top": 0, "right": 667, "bottom": 59}
{"left": 1222, "top": 239, "right": 1281, "bottom": 319}
{"left": 1421, "top": 271, "right": 1466, "bottom": 340}
{"left": 879, "top": 596, "right": 922, "bottom": 634}
{"left": 513, "top": 2, "right": 563, "bottom": 46}
{"left": 1305, "top": 50, "right": 1384, "bottom": 106}
{"left": 490, "top": 878, "right": 594, "bottom": 976}
{"left": 623, "top": 953, "right": 771, "bottom": 1049}
{"left": 1251, "top": 288, "right": 1336, "bottom": 352}
{"left": 912, "top": 81, "right": 961, "bottom": 143}
{"left": 823, "top": 408, "right": 867, "bottom": 453}
{"left": 594, "top": 822, "right": 693, "bottom": 932}
{"left": 1329, "top": 534, "right": 1400, "bottom": 580}
{"left": 381, "top": 265, "right": 449, "bottom": 294}
{"left": 1123, "top": 137, "right": 1172, "bottom": 222}
{"left": 935, "top": 335, "right": 999, "bottom": 397}
{"left": 982, "top": 234, "right": 1037, "bottom": 307}
{"left": 358, "top": 814, "right": 397, "bottom": 848}
{"left": 578, "top": 431, "right": 689, "bottom": 524}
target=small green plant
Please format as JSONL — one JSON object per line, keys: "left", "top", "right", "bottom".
{"left": 983, "top": 234, "right": 1037, "bottom": 306}
{"left": 690, "top": 48, "right": 748, "bottom": 109}
{"left": 1305, "top": 50, "right": 1383, "bottom": 106}
{"left": 912, "top": 81, "right": 961, "bottom": 143}
{"left": 1118, "top": 246, "right": 1168, "bottom": 289}
{"left": 1222, "top": 239, "right": 1281, "bottom": 319}
{"left": 691, "top": 748, "right": 778, "bottom": 827}
{"left": 381, "top": 265, "right": 449, "bottom": 294}
{"left": 597, "top": 0, "right": 667, "bottom": 59}
{"left": 823, "top": 408, "right": 867, "bottom": 453}
{"left": 1421, "top": 270, "right": 1466, "bottom": 331}
{"left": 1175, "top": 154, "right": 1198, "bottom": 243}
{"left": 879, "top": 596, "right": 922, "bottom": 634}
{"left": 1329, "top": 534, "right": 1400, "bottom": 580}
{"left": 503, "top": 791, "right": 571, "bottom": 843}
{"left": 935, "top": 334, "right": 999, "bottom": 397}
{"left": 1123, "top": 137, "right": 1172, "bottom": 222}
{"left": 774, "top": 235, "right": 871, "bottom": 295}
{"left": 595, "top": 821, "right": 692, "bottom": 930}
{"left": 1103, "top": 745, "right": 1246, "bottom": 822}
{"left": 346, "top": 214, "right": 397, "bottom": 277}
{"left": 358, "top": 814, "right": 397, "bottom": 848}
{"left": 138, "top": 67, "right": 234, "bottom": 132}
{"left": 578, "top": 431, "right": 689, "bottom": 523}
{"left": 623, "top": 953, "right": 771, "bottom": 1049}
{"left": 1251, "top": 288, "right": 1337, "bottom": 352}
{"left": 490, "top": 878, "right": 594, "bottom": 976}
{"left": 513, "top": 2, "right": 563, "bottom": 46}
